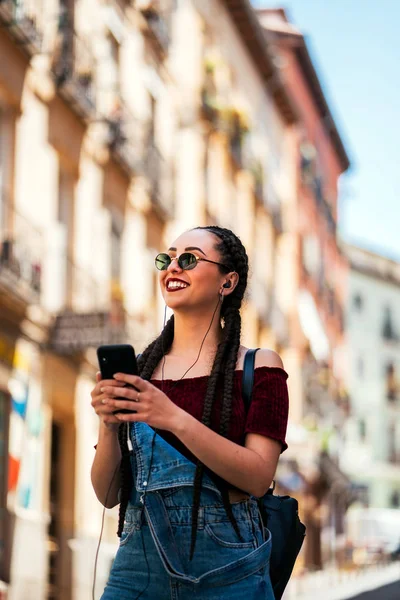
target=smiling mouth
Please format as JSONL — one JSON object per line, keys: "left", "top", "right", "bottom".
{"left": 166, "top": 280, "right": 189, "bottom": 292}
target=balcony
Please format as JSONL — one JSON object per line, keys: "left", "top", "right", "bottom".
{"left": 0, "top": 0, "right": 42, "bottom": 56}
{"left": 106, "top": 97, "right": 144, "bottom": 176}
{"left": 144, "top": 141, "right": 174, "bottom": 218}
{"left": 201, "top": 89, "right": 220, "bottom": 127}
{"left": 299, "top": 140, "right": 316, "bottom": 185}
{"left": 51, "top": 26, "right": 96, "bottom": 121}
{"left": 200, "top": 58, "right": 220, "bottom": 126}
{"left": 250, "top": 160, "right": 264, "bottom": 203}
{"left": 0, "top": 207, "right": 43, "bottom": 313}
{"left": 227, "top": 111, "right": 249, "bottom": 170}
{"left": 312, "top": 176, "right": 337, "bottom": 237}
{"left": 229, "top": 135, "right": 244, "bottom": 170}
{"left": 139, "top": 0, "right": 170, "bottom": 56}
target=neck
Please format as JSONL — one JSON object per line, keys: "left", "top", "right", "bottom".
{"left": 169, "top": 306, "right": 223, "bottom": 358}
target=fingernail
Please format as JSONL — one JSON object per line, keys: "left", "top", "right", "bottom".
{"left": 100, "top": 387, "right": 104, "bottom": 392}
{"left": 102, "top": 399, "right": 107, "bottom": 404}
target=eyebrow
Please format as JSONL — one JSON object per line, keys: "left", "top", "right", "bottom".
{"left": 168, "top": 246, "right": 207, "bottom": 256}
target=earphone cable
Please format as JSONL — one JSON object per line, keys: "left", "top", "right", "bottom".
{"left": 131, "top": 304, "right": 169, "bottom": 600}
{"left": 161, "top": 295, "right": 222, "bottom": 394}
{"left": 92, "top": 459, "right": 121, "bottom": 600}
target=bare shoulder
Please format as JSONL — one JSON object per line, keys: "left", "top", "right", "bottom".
{"left": 255, "top": 348, "right": 284, "bottom": 369}
{"left": 236, "top": 346, "right": 284, "bottom": 371}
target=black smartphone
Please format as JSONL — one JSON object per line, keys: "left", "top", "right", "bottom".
{"left": 97, "top": 344, "right": 139, "bottom": 414}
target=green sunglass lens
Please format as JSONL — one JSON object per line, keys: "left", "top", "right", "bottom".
{"left": 155, "top": 254, "right": 170, "bottom": 270}
{"left": 179, "top": 253, "right": 197, "bottom": 270}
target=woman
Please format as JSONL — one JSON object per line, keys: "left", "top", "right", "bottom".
{"left": 91, "top": 225, "right": 289, "bottom": 599}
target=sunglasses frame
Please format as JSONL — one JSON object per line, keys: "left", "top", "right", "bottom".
{"left": 155, "top": 252, "right": 229, "bottom": 272}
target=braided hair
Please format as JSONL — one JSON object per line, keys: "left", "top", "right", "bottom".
{"left": 116, "top": 226, "right": 249, "bottom": 559}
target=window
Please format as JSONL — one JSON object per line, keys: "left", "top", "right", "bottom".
{"left": 353, "top": 293, "right": 363, "bottom": 311}
{"left": 390, "top": 490, "right": 400, "bottom": 508}
{"left": 109, "top": 34, "right": 121, "bottom": 98}
{"left": 57, "top": 170, "right": 74, "bottom": 308}
{"left": 359, "top": 418, "right": 366, "bottom": 442}
{"left": 382, "top": 306, "right": 398, "bottom": 341}
{"left": 386, "top": 362, "right": 398, "bottom": 402}
{"left": 111, "top": 216, "right": 122, "bottom": 282}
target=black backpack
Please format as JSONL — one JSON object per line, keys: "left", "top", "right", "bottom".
{"left": 242, "top": 349, "right": 306, "bottom": 600}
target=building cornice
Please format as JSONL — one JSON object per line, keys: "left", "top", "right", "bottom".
{"left": 257, "top": 8, "right": 350, "bottom": 172}
{"left": 343, "top": 242, "right": 400, "bottom": 287}
{"left": 221, "top": 0, "right": 298, "bottom": 125}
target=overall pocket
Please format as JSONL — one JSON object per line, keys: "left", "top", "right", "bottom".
{"left": 119, "top": 518, "right": 138, "bottom": 547}
{"left": 205, "top": 520, "right": 255, "bottom": 549}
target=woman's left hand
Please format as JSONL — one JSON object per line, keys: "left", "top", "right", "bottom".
{"left": 100, "top": 373, "right": 182, "bottom": 432}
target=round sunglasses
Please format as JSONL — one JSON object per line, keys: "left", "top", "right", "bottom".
{"left": 155, "top": 252, "right": 229, "bottom": 271}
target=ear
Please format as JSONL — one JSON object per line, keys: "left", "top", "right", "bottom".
{"left": 220, "top": 272, "right": 239, "bottom": 296}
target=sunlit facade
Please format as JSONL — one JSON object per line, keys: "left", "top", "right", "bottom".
{"left": 342, "top": 244, "right": 400, "bottom": 511}
{"left": 257, "top": 8, "right": 352, "bottom": 570}
{"left": 0, "top": 1, "right": 297, "bottom": 597}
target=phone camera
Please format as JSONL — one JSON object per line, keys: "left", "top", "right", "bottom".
{"left": 102, "top": 357, "right": 107, "bottom": 362}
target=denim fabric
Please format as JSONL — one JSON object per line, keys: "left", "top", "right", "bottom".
{"left": 101, "top": 423, "right": 275, "bottom": 600}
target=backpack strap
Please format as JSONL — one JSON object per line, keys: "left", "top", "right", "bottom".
{"left": 242, "top": 348, "right": 260, "bottom": 412}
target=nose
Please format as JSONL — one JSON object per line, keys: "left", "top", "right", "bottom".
{"left": 166, "top": 256, "right": 182, "bottom": 273}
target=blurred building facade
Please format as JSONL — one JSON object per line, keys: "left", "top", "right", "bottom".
{"left": 258, "top": 8, "right": 353, "bottom": 570}
{"left": 0, "top": 0, "right": 363, "bottom": 597}
{"left": 341, "top": 244, "right": 400, "bottom": 511}
{"left": 0, "top": 1, "right": 300, "bottom": 598}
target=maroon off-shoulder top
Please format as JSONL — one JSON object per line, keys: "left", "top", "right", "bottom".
{"left": 151, "top": 366, "right": 289, "bottom": 453}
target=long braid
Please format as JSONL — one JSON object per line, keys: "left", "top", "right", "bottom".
{"left": 116, "top": 316, "right": 175, "bottom": 537}
{"left": 189, "top": 226, "right": 249, "bottom": 559}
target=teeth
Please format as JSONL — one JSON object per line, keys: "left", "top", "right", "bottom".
{"left": 167, "top": 281, "right": 188, "bottom": 289}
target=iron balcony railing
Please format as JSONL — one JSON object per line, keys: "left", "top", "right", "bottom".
{"left": 144, "top": 141, "right": 174, "bottom": 218}
{"left": 229, "top": 135, "right": 244, "bottom": 169}
{"left": 0, "top": 206, "right": 44, "bottom": 305}
{"left": 106, "top": 97, "right": 144, "bottom": 176}
{"left": 51, "top": 22, "right": 96, "bottom": 120}
{"left": 0, "top": 0, "right": 42, "bottom": 55}
{"left": 140, "top": 0, "right": 170, "bottom": 55}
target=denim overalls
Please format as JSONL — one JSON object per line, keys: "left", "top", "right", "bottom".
{"left": 101, "top": 422, "right": 275, "bottom": 600}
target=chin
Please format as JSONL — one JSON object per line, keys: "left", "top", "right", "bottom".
{"left": 164, "top": 298, "right": 188, "bottom": 310}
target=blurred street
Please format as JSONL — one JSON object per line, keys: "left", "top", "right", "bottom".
{"left": 284, "top": 563, "right": 400, "bottom": 600}
{"left": 349, "top": 580, "right": 400, "bottom": 600}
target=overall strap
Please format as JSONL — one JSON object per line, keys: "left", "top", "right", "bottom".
{"left": 242, "top": 348, "right": 260, "bottom": 412}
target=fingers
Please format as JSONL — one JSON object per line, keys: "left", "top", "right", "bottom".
{"left": 91, "top": 378, "right": 123, "bottom": 399}
{"left": 106, "top": 399, "right": 140, "bottom": 413}
{"left": 113, "top": 374, "right": 147, "bottom": 391}
{"left": 91, "top": 373, "right": 127, "bottom": 427}
{"left": 100, "top": 385, "right": 140, "bottom": 401}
